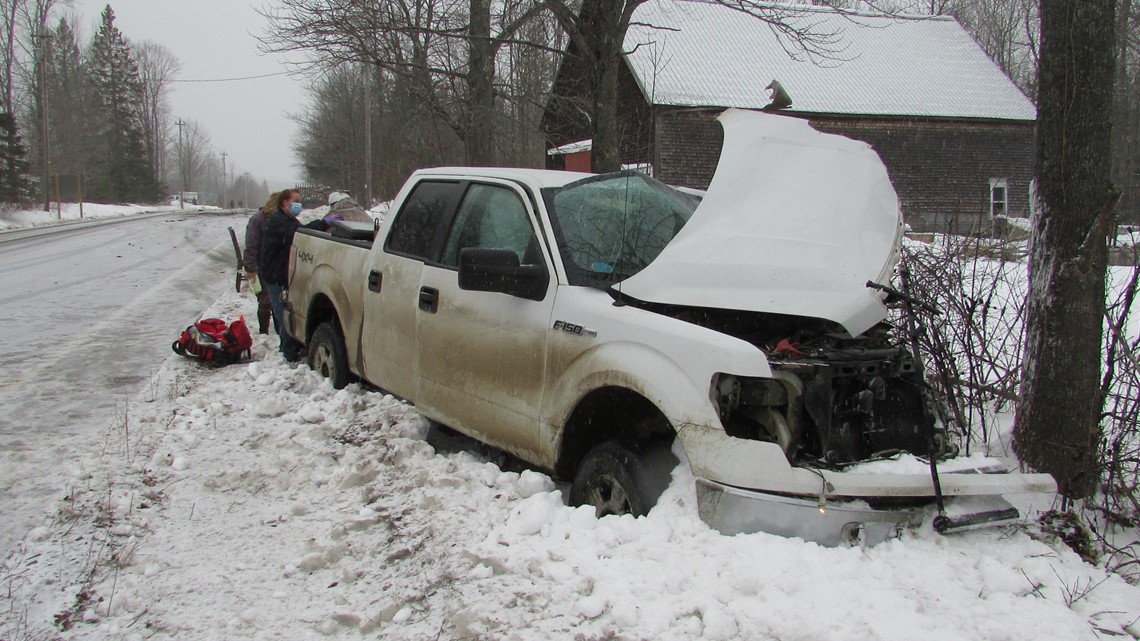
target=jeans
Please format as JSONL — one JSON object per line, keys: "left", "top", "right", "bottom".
{"left": 264, "top": 282, "right": 302, "bottom": 362}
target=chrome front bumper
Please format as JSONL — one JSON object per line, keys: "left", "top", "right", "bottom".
{"left": 695, "top": 478, "right": 925, "bottom": 546}
{"left": 696, "top": 479, "right": 1027, "bottom": 546}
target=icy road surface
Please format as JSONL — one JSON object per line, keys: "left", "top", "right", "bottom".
{"left": 0, "top": 211, "right": 247, "bottom": 556}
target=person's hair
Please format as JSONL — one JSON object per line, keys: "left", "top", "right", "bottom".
{"left": 261, "top": 192, "right": 279, "bottom": 216}
{"left": 275, "top": 189, "right": 301, "bottom": 211}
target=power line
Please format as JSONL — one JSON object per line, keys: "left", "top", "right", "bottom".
{"left": 172, "top": 71, "right": 292, "bottom": 83}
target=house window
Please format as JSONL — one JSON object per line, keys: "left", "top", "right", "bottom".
{"left": 989, "top": 178, "right": 1008, "bottom": 218}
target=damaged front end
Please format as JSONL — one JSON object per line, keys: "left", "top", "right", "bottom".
{"left": 713, "top": 328, "right": 951, "bottom": 469}
{"left": 680, "top": 308, "right": 1052, "bottom": 546}
{"left": 615, "top": 109, "right": 1056, "bottom": 545}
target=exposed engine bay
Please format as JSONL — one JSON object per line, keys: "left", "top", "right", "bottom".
{"left": 663, "top": 305, "right": 959, "bottom": 468}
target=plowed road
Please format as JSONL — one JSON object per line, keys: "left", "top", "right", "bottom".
{"left": 0, "top": 211, "right": 249, "bottom": 557}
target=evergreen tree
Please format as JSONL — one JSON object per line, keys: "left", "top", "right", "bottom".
{"left": 86, "top": 5, "right": 158, "bottom": 202}
{"left": 0, "top": 111, "right": 31, "bottom": 203}
{"left": 47, "top": 17, "right": 92, "bottom": 179}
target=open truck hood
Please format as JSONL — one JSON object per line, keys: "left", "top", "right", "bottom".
{"left": 621, "top": 109, "right": 904, "bottom": 337}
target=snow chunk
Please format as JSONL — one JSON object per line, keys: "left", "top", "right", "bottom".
{"left": 516, "top": 470, "right": 555, "bottom": 498}
{"left": 392, "top": 605, "right": 413, "bottom": 624}
{"left": 469, "top": 563, "right": 494, "bottom": 579}
{"left": 255, "top": 398, "right": 287, "bottom": 417}
{"left": 298, "top": 403, "right": 325, "bottom": 423}
{"left": 574, "top": 595, "right": 606, "bottom": 619}
{"left": 507, "top": 492, "right": 564, "bottom": 536}
{"left": 699, "top": 603, "right": 738, "bottom": 640}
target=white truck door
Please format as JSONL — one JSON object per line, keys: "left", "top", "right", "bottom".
{"left": 359, "top": 180, "right": 464, "bottom": 400}
{"left": 416, "top": 182, "right": 555, "bottom": 458}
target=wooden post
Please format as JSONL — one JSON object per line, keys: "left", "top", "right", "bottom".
{"left": 78, "top": 174, "right": 84, "bottom": 219}
{"left": 53, "top": 173, "right": 61, "bottom": 218}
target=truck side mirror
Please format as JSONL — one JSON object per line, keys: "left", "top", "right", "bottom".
{"left": 458, "top": 247, "right": 548, "bottom": 301}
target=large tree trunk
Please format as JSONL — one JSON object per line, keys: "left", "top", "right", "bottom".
{"left": 578, "top": 0, "right": 626, "bottom": 173}
{"left": 466, "top": 0, "right": 496, "bottom": 166}
{"left": 1015, "top": 0, "right": 1117, "bottom": 500}
{"left": 590, "top": 43, "right": 621, "bottom": 173}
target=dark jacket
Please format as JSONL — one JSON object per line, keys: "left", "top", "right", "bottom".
{"left": 243, "top": 210, "right": 269, "bottom": 272}
{"left": 259, "top": 209, "right": 329, "bottom": 286}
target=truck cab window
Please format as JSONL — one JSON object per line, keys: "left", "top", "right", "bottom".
{"left": 386, "top": 181, "right": 462, "bottom": 260}
{"left": 441, "top": 184, "right": 538, "bottom": 267}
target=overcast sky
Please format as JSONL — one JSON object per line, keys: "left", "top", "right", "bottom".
{"left": 70, "top": 0, "right": 307, "bottom": 190}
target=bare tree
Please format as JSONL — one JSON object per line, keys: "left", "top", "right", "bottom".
{"left": 259, "top": 0, "right": 546, "bottom": 166}
{"left": 1015, "top": 0, "right": 1117, "bottom": 500}
{"left": 0, "top": 0, "right": 27, "bottom": 114}
{"left": 951, "top": 0, "right": 1038, "bottom": 96}
{"left": 293, "top": 64, "right": 369, "bottom": 196}
{"left": 133, "top": 40, "right": 180, "bottom": 188}
{"left": 499, "top": 6, "right": 563, "bottom": 165}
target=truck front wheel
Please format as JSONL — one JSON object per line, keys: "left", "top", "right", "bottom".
{"left": 570, "top": 440, "right": 677, "bottom": 518}
{"left": 309, "top": 322, "right": 352, "bottom": 389}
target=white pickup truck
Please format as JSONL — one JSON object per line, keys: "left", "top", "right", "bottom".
{"left": 283, "top": 109, "right": 1055, "bottom": 545}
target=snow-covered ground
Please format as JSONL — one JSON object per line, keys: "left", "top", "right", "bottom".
{"left": 4, "top": 297, "right": 1139, "bottom": 640}
{"left": 2, "top": 205, "right": 1140, "bottom": 641}
{"left": 0, "top": 202, "right": 225, "bottom": 231}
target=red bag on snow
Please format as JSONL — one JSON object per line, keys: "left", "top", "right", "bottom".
{"left": 172, "top": 316, "right": 253, "bottom": 365}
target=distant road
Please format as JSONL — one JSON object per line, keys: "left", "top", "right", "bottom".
{"left": 0, "top": 210, "right": 249, "bottom": 558}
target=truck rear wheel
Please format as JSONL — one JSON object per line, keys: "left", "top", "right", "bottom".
{"left": 570, "top": 440, "right": 677, "bottom": 518}
{"left": 309, "top": 322, "right": 352, "bottom": 389}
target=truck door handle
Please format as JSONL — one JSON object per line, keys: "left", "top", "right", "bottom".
{"left": 418, "top": 286, "right": 439, "bottom": 313}
{"left": 368, "top": 270, "right": 382, "bottom": 292}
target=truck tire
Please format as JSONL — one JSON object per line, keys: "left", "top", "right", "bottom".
{"left": 309, "top": 321, "right": 353, "bottom": 389}
{"left": 570, "top": 440, "right": 678, "bottom": 518}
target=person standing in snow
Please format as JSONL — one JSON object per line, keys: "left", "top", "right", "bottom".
{"left": 259, "top": 189, "right": 339, "bottom": 362}
{"left": 327, "top": 191, "right": 372, "bottom": 223}
{"left": 243, "top": 192, "right": 278, "bottom": 335}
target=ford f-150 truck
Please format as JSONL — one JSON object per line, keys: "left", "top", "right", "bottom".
{"left": 282, "top": 109, "right": 1056, "bottom": 545}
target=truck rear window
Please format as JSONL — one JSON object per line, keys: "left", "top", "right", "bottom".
{"left": 386, "top": 180, "right": 463, "bottom": 260}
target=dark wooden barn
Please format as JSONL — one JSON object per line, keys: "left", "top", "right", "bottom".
{"left": 542, "top": 1, "right": 1038, "bottom": 233}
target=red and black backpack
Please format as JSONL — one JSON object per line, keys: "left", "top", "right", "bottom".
{"left": 172, "top": 317, "right": 253, "bottom": 365}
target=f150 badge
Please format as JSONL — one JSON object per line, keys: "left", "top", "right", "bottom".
{"left": 552, "top": 320, "right": 597, "bottom": 338}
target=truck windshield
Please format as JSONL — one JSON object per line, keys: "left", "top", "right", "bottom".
{"left": 542, "top": 171, "right": 701, "bottom": 286}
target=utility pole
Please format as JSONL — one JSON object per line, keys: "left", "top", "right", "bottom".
{"left": 175, "top": 118, "right": 186, "bottom": 209}
{"left": 32, "top": 31, "right": 52, "bottom": 213}
{"left": 221, "top": 151, "right": 228, "bottom": 208}
{"left": 363, "top": 66, "right": 372, "bottom": 208}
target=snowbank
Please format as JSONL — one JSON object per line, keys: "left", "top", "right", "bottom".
{"left": 5, "top": 287, "right": 1138, "bottom": 641}
{"left": 0, "top": 202, "right": 222, "bottom": 231}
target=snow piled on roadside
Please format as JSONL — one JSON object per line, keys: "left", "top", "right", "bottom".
{"left": 0, "top": 202, "right": 221, "bottom": 231}
{"left": 8, "top": 291, "right": 1140, "bottom": 641}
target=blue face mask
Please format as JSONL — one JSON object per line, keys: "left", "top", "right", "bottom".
{"left": 289, "top": 202, "right": 303, "bottom": 216}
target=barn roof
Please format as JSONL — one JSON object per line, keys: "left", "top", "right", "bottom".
{"left": 623, "top": 1, "right": 1036, "bottom": 121}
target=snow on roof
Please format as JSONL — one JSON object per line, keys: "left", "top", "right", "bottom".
{"left": 624, "top": 1, "right": 1036, "bottom": 121}
{"left": 547, "top": 139, "right": 593, "bottom": 155}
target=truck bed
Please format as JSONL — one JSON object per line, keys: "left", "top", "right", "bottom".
{"left": 289, "top": 227, "right": 375, "bottom": 365}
